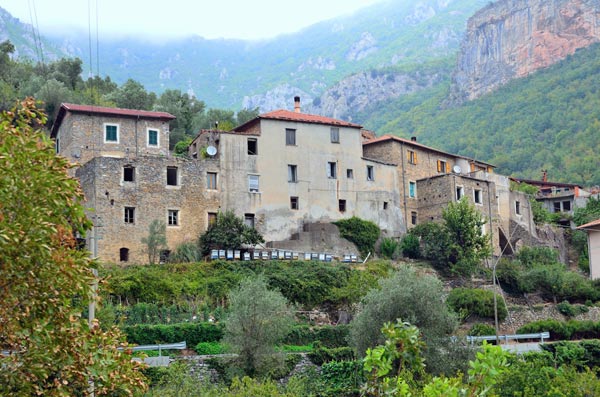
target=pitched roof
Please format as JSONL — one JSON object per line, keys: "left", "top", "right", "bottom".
{"left": 363, "top": 134, "right": 495, "bottom": 167}
{"left": 510, "top": 177, "right": 583, "bottom": 189}
{"left": 578, "top": 218, "right": 600, "bottom": 230}
{"left": 51, "top": 103, "right": 175, "bottom": 137}
{"left": 234, "top": 109, "right": 362, "bottom": 132}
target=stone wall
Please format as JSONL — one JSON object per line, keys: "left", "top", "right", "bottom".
{"left": 77, "top": 155, "right": 219, "bottom": 264}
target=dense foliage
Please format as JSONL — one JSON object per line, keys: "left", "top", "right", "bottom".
{"left": 333, "top": 216, "right": 381, "bottom": 258}
{"left": 348, "top": 266, "right": 458, "bottom": 375}
{"left": 0, "top": 99, "right": 146, "bottom": 396}
{"left": 198, "top": 210, "right": 265, "bottom": 256}
{"left": 447, "top": 288, "right": 507, "bottom": 321}
{"left": 223, "top": 276, "right": 294, "bottom": 377}
{"left": 517, "top": 319, "right": 600, "bottom": 341}
{"left": 360, "top": 42, "right": 600, "bottom": 186}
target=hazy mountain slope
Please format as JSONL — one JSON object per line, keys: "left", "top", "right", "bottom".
{"left": 358, "top": 43, "right": 600, "bottom": 186}
{"left": 26, "top": 0, "right": 488, "bottom": 109}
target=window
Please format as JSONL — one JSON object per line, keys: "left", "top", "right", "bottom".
{"left": 55, "top": 136, "right": 60, "bottom": 153}
{"left": 208, "top": 212, "right": 217, "bottom": 226}
{"left": 167, "top": 166, "right": 178, "bottom": 186}
{"left": 411, "top": 211, "right": 417, "bottom": 225}
{"left": 288, "top": 165, "right": 298, "bottom": 182}
{"left": 338, "top": 199, "right": 347, "bottom": 212}
{"left": 409, "top": 181, "right": 416, "bottom": 198}
{"left": 160, "top": 250, "right": 171, "bottom": 264}
{"left": 408, "top": 150, "right": 417, "bottom": 165}
{"left": 366, "top": 165, "right": 374, "bottom": 181}
{"left": 474, "top": 189, "right": 482, "bottom": 204}
{"left": 562, "top": 201, "right": 571, "bottom": 211}
{"left": 124, "top": 207, "right": 135, "bottom": 224}
{"left": 456, "top": 186, "right": 464, "bottom": 200}
{"left": 327, "top": 162, "right": 337, "bottom": 179}
{"left": 247, "top": 138, "right": 257, "bottom": 155}
{"left": 383, "top": 202, "right": 388, "bottom": 210}
{"left": 290, "top": 196, "right": 299, "bottom": 210}
{"left": 119, "top": 248, "right": 129, "bottom": 262}
{"left": 553, "top": 202, "right": 561, "bottom": 213}
{"left": 207, "top": 172, "right": 217, "bottom": 190}
{"left": 437, "top": 160, "right": 448, "bottom": 173}
{"left": 123, "top": 165, "right": 135, "bottom": 182}
{"left": 515, "top": 201, "right": 521, "bottom": 215}
{"left": 244, "top": 213, "right": 255, "bottom": 228}
{"left": 286, "top": 128, "right": 296, "bottom": 145}
{"left": 330, "top": 127, "right": 339, "bottom": 143}
{"left": 248, "top": 174, "right": 259, "bottom": 192}
{"left": 147, "top": 128, "right": 159, "bottom": 146}
{"left": 347, "top": 169, "right": 354, "bottom": 179}
{"left": 104, "top": 124, "right": 118, "bottom": 143}
{"left": 168, "top": 209, "right": 179, "bottom": 226}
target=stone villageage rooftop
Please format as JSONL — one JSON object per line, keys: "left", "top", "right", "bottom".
{"left": 51, "top": 97, "right": 577, "bottom": 269}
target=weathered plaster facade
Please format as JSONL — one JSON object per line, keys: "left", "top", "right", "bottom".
{"left": 579, "top": 219, "right": 600, "bottom": 280}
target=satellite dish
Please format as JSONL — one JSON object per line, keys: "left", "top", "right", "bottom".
{"left": 452, "top": 165, "right": 462, "bottom": 174}
{"left": 206, "top": 145, "right": 217, "bottom": 156}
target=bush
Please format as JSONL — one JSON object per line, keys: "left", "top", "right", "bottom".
{"left": 195, "top": 341, "right": 226, "bottom": 355}
{"left": 468, "top": 323, "right": 496, "bottom": 336}
{"left": 308, "top": 344, "right": 355, "bottom": 365}
{"left": 556, "top": 300, "right": 589, "bottom": 317}
{"left": 517, "top": 319, "right": 600, "bottom": 341}
{"left": 122, "top": 322, "right": 224, "bottom": 347}
{"left": 379, "top": 237, "right": 399, "bottom": 259}
{"left": 400, "top": 233, "right": 420, "bottom": 259}
{"left": 284, "top": 325, "right": 350, "bottom": 348}
{"left": 517, "top": 246, "right": 559, "bottom": 267}
{"left": 447, "top": 288, "right": 507, "bottom": 321}
{"left": 318, "top": 360, "right": 364, "bottom": 396}
{"left": 495, "top": 259, "right": 521, "bottom": 294}
{"left": 333, "top": 217, "right": 380, "bottom": 258}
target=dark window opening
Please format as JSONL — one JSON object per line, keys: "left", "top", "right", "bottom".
{"left": 338, "top": 199, "right": 346, "bottom": 212}
{"left": 124, "top": 207, "right": 135, "bottom": 224}
{"left": 119, "top": 247, "right": 129, "bottom": 262}
{"left": 562, "top": 200, "right": 571, "bottom": 211}
{"left": 515, "top": 201, "right": 521, "bottom": 215}
{"left": 123, "top": 166, "right": 135, "bottom": 182}
{"left": 347, "top": 169, "right": 353, "bottom": 179}
{"left": 168, "top": 210, "right": 179, "bottom": 226}
{"left": 167, "top": 167, "right": 178, "bottom": 186}
{"left": 554, "top": 202, "right": 561, "bottom": 213}
{"left": 208, "top": 212, "right": 217, "bottom": 226}
{"left": 244, "top": 213, "right": 255, "bottom": 228}
{"left": 383, "top": 202, "right": 388, "bottom": 210}
{"left": 411, "top": 211, "right": 417, "bottom": 225}
{"left": 159, "top": 250, "right": 171, "bottom": 264}
{"left": 367, "top": 165, "right": 374, "bottom": 181}
{"left": 456, "top": 186, "right": 464, "bottom": 200}
{"left": 248, "top": 138, "right": 258, "bottom": 155}
{"left": 474, "top": 189, "right": 482, "bottom": 204}
{"left": 327, "top": 162, "right": 337, "bottom": 179}
{"left": 437, "top": 160, "right": 447, "bottom": 173}
{"left": 290, "top": 196, "right": 299, "bottom": 210}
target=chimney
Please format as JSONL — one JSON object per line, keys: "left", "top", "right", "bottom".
{"left": 542, "top": 169, "right": 548, "bottom": 182}
{"left": 410, "top": 136, "right": 417, "bottom": 142}
{"left": 294, "top": 96, "right": 301, "bottom": 113}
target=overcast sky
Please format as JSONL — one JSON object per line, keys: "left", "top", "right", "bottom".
{"left": 2, "top": 0, "right": 383, "bottom": 40}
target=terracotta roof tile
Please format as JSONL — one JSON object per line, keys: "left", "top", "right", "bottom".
{"left": 578, "top": 218, "right": 600, "bottom": 230}
{"left": 258, "top": 109, "right": 362, "bottom": 128}
{"left": 51, "top": 103, "right": 175, "bottom": 137}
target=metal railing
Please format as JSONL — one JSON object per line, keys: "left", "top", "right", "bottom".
{"left": 118, "top": 341, "right": 186, "bottom": 356}
{"left": 467, "top": 332, "right": 549, "bottom": 344}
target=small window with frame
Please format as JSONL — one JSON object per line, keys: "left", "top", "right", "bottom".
{"left": 330, "top": 127, "right": 339, "bottom": 143}
{"left": 474, "top": 189, "right": 483, "bottom": 205}
{"left": 147, "top": 128, "right": 159, "bottom": 147}
{"left": 327, "top": 162, "right": 337, "bottom": 179}
{"left": 104, "top": 124, "right": 119, "bottom": 143}
{"left": 367, "top": 165, "right": 374, "bottom": 181}
{"left": 124, "top": 207, "right": 135, "bottom": 224}
{"left": 338, "top": 199, "right": 346, "bottom": 212}
{"left": 290, "top": 196, "right": 299, "bottom": 210}
{"left": 123, "top": 165, "right": 135, "bottom": 182}
{"left": 248, "top": 138, "right": 258, "bottom": 155}
{"left": 288, "top": 165, "right": 298, "bottom": 183}
{"left": 408, "top": 150, "right": 417, "bottom": 165}
{"left": 285, "top": 128, "right": 296, "bottom": 145}
{"left": 168, "top": 209, "right": 179, "bottom": 226}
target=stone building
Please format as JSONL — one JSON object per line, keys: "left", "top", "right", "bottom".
{"left": 189, "top": 97, "right": 404, "bottom": 249}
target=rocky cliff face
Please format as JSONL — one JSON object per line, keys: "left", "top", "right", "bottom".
{"left": 449, "top": 0, "right": 600, "bottom": 103}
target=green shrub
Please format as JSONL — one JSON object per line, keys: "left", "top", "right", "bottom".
{"left": 318, "top": 360, "right": 364, "bottom": 396}
{"left": 556, "top": 300, "right": 589, "bottom": 318}
{"left": 195, "top": 341, "right": 226, "bottom": 355}
{"left": 284, "top": 325, "right": 350, "bottom": 348}
{"left": 379, "top": 237, "right": 399, "bottom": 259}
{"left": 400, "top": 233, "right": 420, "bottom": 259}
{"left": 495, "top": 259, "right": 521, "bottom": 294}
{"left": 333, "top": 217, "right": 380, "bottom": 258}
{"left": 517, "top": 246, "right": 559, "bottom": 267}
{"left": 308, "top": 344, "right": 355, "bottom": 365}
{"left": 557, "top": 272, "right": 599, "bottom": 302}
{"left": 122, "top": 322, "right": 224, "bottom": 347}
{"left": 447, "top": 288, "right": 507, "bottom": 321}
{"left": 517, "top": 319, "right": 570, "bottom": 340}
{"left": 468, "top": 323, "right": 496, "bottom": 336}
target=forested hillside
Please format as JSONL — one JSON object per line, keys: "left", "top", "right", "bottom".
{"left": 359, "top": 43, "right": 600, "bottom": 186}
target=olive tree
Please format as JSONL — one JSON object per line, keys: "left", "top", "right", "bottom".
{"left": 0, "top": 98, "right": 146, "bottom": 396}
{"left": 223, "top": 276, "right": 294, "bottom": 377}
{"left": 349, "top": 266, "right": 464, "bottom": 375}
{"left": 198, "top": 210, "right": 264, "bottom": 256}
